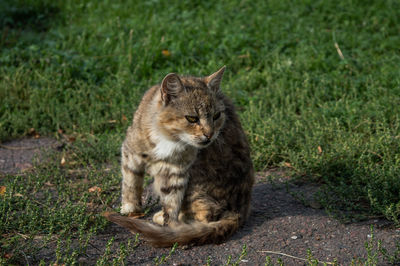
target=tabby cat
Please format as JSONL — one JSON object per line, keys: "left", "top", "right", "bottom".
{"left": 104, "top": 67, "right": 254, "bottom": 247}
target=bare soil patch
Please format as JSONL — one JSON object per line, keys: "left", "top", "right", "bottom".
{"left": 1, "top": 138, "right": 399, "bottom": 265}
{"left": 0, "top": 137, "right": 61, "bottom": 174}
{"left": 74, "top": 175, "right": 398, "bottom": 265}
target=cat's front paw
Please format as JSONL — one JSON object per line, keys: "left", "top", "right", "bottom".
{"left": 152, "top": 210, "right": 164, "bottom": 225}
{"left": 120, "top": 202, "right": 141, "bottom": 215}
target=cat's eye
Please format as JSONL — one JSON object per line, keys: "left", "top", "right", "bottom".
{"left": 213, "top": 112, "right": 221, "bottom": 120}
{"left": 185, "top": 116, "right": 199, "bottom": 123}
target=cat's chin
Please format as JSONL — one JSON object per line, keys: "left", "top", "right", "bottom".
{"left": 192, "top": 140, "right": 213, "bottom": 149}
{"left": 180, "top": 140, "right": 210, "bottom": 149}
{"left": 179, "top": 133, "right": 215, "bottom": 149}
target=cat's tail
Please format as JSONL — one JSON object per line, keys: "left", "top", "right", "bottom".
{"left": 102, "top": 211, "right": 240, "bottom": 247}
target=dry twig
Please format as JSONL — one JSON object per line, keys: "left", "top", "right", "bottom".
{"left": 258, "top": 250, "right": 336, "bottom": 265}
{"left": 334, "top": 42, "right": 345, "bottom": 60}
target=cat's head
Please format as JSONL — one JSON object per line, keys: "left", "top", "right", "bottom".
{"left": 156, "top": 66, "right": 226, "bottom": 148}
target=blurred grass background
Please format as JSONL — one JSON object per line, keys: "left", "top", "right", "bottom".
{"left": 0, "top": 0, "right": 400, "bottom": 263}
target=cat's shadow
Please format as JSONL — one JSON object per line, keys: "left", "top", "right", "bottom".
{"left": 229, "top": 180, "right": 325, "bottom": 241}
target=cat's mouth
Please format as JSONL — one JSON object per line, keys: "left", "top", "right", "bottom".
{"left": 179, "top": 133, "right": 212, "bottom": 148}
{"left": 199, "top": 139, "right": 211, "bottom": 145}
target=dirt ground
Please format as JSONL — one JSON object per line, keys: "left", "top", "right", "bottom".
{"left": 0, "top": 137, "right": 61, "bottom": 174}
{"left": 1, "top": 137, "right": 399, "bottom": 265}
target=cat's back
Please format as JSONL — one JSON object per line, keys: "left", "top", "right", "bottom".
{"left": 186, "top": 95, "right": 254, "bottom": 219}
{"left": 123, "top": 85, "right": 160, "bottom": 151}
{"left": 131, "top": 85, "right": 160, "bottom": 128}
{"left": 190, "top": 95, "right": 253, "bottom": 183}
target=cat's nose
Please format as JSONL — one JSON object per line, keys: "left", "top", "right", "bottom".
{"left": 203, "top": 132, "right": 214, "bottom": 140}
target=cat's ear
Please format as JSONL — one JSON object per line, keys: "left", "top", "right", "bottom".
{"left": 205, "top": 66, "right": 226, "bottom": 91}
{"left": 161, "top": 73, "right": 184, "bottom": 104}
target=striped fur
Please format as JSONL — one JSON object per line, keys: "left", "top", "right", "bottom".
{"left": 112, "top": 67, "right": 254, "bottom": 246}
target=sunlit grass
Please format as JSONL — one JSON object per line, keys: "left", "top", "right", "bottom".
{"left": 1, "top": 0, "right": 400, "bottom": 263}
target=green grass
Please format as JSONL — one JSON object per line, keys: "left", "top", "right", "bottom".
{"left": 1, "top": 0, "right": 400, "bottom": 264}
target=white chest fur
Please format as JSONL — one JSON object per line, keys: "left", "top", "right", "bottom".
{"left": 152, "top": 133, "right": 186, "bottom": 159}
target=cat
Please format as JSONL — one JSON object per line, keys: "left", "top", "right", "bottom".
{"left": 104, "top": 66, "right": 254, "bottom": 247}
